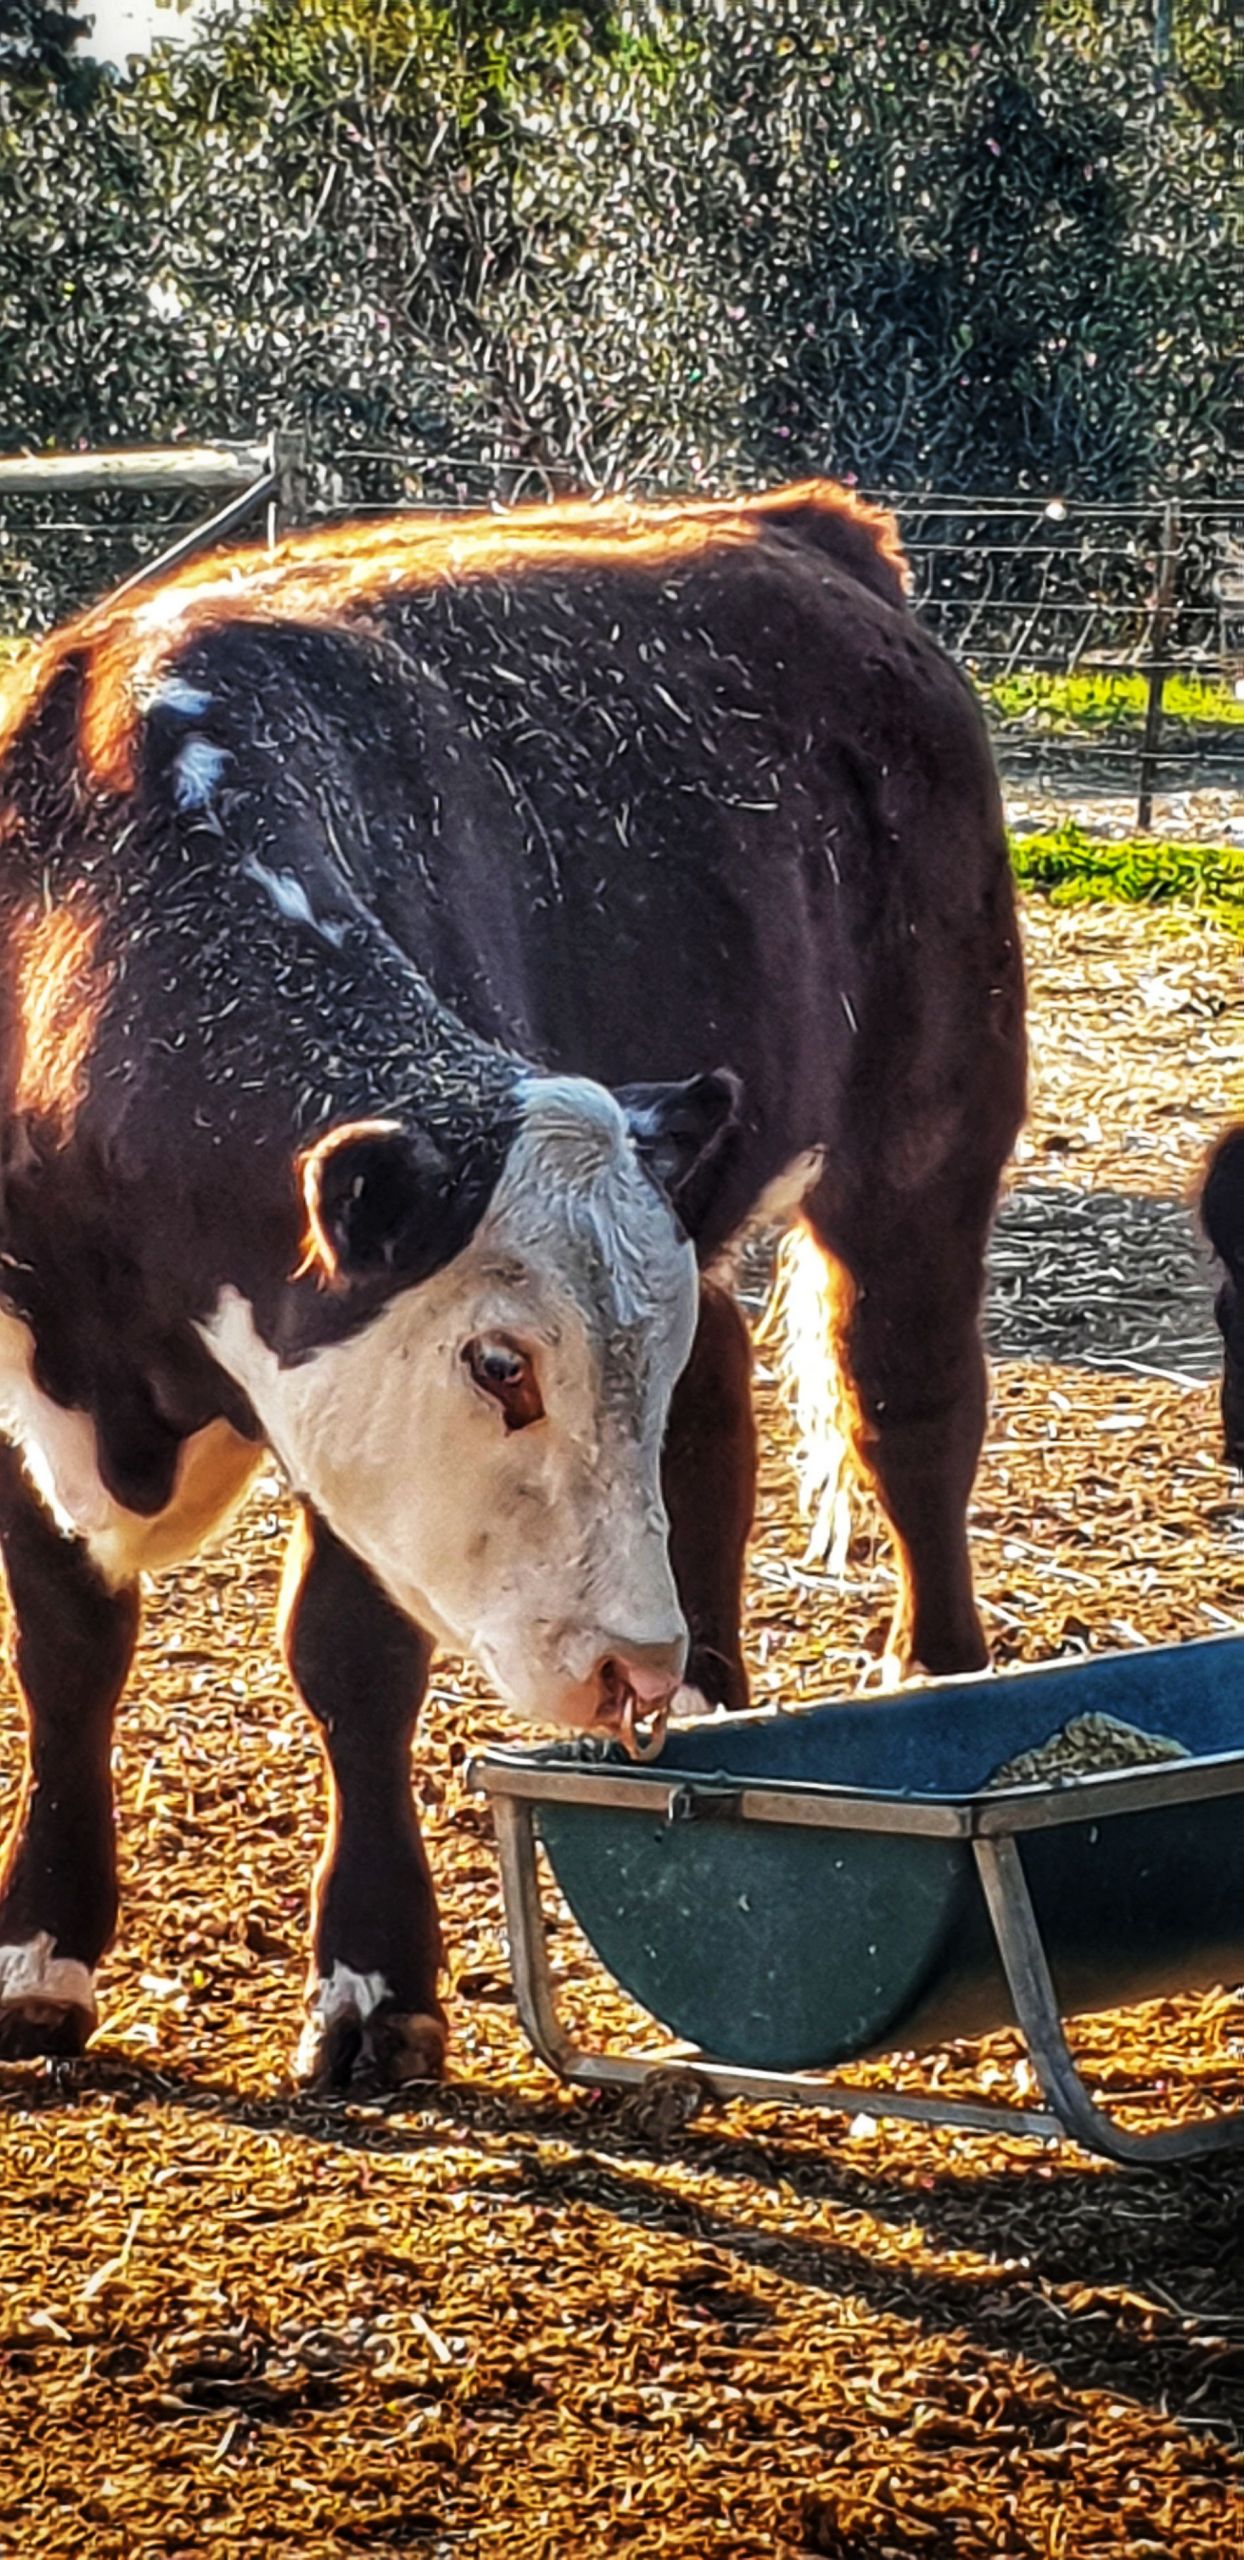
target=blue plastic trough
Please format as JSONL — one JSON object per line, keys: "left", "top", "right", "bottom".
{"left": 471, "top": 1634, "right": 1244, "bottom": 2163}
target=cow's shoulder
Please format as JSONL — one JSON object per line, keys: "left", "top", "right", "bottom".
{"left": 722, "top": 481, "right": 909, "bottom": 608}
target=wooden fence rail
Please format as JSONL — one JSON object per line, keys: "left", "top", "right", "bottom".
{"left": 0, "top": 440, "right": 270, "bottom": 496}
{"left": 0, "top": 428, "right": 307, "bottom": 603}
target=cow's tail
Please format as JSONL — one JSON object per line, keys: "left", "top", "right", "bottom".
{"left": 754, "top": 1222, "right": 855, "bottom": 1574}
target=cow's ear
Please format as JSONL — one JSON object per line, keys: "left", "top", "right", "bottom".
{"left": 298, "top": 1119, "right": 452, "bottom": 1286}
{"left": 618, "top": 1069, "right": 742, "bottom": 1205}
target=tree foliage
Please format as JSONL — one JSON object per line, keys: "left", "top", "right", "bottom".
{"left": 0, "top": 0, "right": 100, "bottom": 103}
{"left": 0, "top": 0, "right": 1234, "bottom": 523}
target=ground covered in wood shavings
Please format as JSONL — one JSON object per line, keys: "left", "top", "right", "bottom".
{"left": 1, "top": 894, "right": 1243, "bottom": 2559}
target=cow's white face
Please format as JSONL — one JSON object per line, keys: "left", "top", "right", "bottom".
{"left": 202, "top": 1076, "right": 735, "bottom": 1732}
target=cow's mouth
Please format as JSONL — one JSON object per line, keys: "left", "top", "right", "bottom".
{"left": 595, "top": 1678, "right": 670, "bottom": 1763}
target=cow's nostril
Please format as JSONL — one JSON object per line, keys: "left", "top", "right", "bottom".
{"left": 597, "top": 1639, "right": 686, "bottom": 1709}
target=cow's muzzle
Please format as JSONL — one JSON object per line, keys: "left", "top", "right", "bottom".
{"left": 593, "top": 1640, "right": 685, "bottom": 1762}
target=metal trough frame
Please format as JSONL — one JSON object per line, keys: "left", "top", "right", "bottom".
{"left": 471, "top": 1750, "right": 1244, "bottom": 2165}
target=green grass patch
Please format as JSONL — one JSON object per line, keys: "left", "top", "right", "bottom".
{"left": 1010, "top": 823, "right": 1244, "bottom": 938}
{"left": 985, "top": 668, "right": 1243, "bottom": 733}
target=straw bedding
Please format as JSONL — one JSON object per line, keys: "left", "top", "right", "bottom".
{"left": 0, "top": 893, "right": 1241, "bottom": 2557}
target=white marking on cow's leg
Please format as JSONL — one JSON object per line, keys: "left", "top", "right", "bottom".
{"left": 756, "top": 1224, "right": 853, "bottom": 1573}
{"left": 294, "top": 1963, "right": 389, "bottom": 2082}
{"left": 294, "top": 1965, "right": 446, "bottom": 2090}
{"left": 0, "top": 1933, "right": 97, "bottom": 2028}
{"left": 313, "top": 1961, "right": 389, "bottom": 2030}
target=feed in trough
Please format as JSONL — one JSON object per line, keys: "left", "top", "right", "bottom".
{"left": 985, "top": 1712, "right": 1190, "bottom": 1790}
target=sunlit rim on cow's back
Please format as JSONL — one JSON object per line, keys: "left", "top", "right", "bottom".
{"left": 0, "top": 479, "right": 908, "bottom": 796}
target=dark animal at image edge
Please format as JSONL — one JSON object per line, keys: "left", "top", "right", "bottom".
{"left": 1202, "top": 1123, "right": 1244, "bottom": 1471}
{"left": 0, "top": 482, "right": 1025, "bottom": 2087}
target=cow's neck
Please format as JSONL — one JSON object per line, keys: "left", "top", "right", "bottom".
{"left": 111, "top": 864, "right": 526, "bottom": 1156}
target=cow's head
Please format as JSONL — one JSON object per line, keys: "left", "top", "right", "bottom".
{"left": 205, "top": 1070, "right": 740, "bottom": 1737}
{"left": 1202, "top": 1126, "right": 1244, "bottom": 1474}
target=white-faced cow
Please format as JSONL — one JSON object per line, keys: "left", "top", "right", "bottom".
{"left": 0, "top": 483, "right": 1025, "bottom": 2086}
{"left": 1202, "top": 1125, "right": 1244, "bottom": 1469}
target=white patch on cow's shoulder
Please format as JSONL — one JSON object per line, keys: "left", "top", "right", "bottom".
{"left": 149, "top": 676, "right": 214, "bottom": 719}
{"left": 0, "top": 1307, "right": 261, "bottom": 1586}
{"left": 174, "top": 736, "right": 230, "bottom": 810}
{"left": 0, "top": 1934, "right": 97, "bottom": 2025}
{"left": 242, "top": 856, "right": 348, "bottom": 948}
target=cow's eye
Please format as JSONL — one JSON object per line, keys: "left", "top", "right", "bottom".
{"left": 462, "top": 1335, "right": 544, "bottom": 1430}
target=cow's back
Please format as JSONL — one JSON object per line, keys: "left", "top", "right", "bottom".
{"left": 1, "top": 485, "right": 1022, "bottom": 1254}
{"left": 285, "top": 488, "right": 1019, "bottom": 1242}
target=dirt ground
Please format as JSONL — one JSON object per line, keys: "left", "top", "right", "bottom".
{"left": 1, "top": 892, "right": 1242, "bottom": 2559}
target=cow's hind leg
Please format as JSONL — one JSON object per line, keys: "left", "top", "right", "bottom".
{"left": 280, "top": 1504, "right": 446, "bottom": 2091}
{"left": 662, "top": 1276, "right": 756, "bottom": 1714}
{"left": 803, "top": 1175, "right": 997, "bottom": 1679}
{"left": 0, "top": 1445, "right": 139, "bottom": 2057}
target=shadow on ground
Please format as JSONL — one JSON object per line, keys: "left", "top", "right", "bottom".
{"left": 985, "top": 1184, "right": 1221, "bottom": 1378}
{"left": 4, "top": 2049, "right": 1241, "bottom": 2440}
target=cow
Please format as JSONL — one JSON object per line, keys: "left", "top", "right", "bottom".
{"left": 1202, "top": 1125, "right": 1244, "bottom": 1469}
{"left": 0, "top": 481, "right": 1025, "bottom": 2087}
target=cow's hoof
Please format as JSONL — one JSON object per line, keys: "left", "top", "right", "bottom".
{"left": 295, "top": 1970, "right": 447, "bottom": 2093}
{"left": 0, "top": 1995, "right": 96, "bottom": 2059}
{"left": 0, "top": 1938, "right": 97, "bottom": 2059}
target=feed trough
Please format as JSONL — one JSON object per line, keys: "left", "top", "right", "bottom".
{"left": 470, "top": 1634, "right": 1244, "bottom": 2162}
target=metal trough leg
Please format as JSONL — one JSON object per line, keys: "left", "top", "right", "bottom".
{"left": 493, "top": 1798, "right": 1244, "bottom": 2161}
{"left": 492, "top": 1797, "right": 1068, "bottom": 2143}
{"left": 493, "top": 1794, "right": 675, "bottom": 2094}
{"left": 973, "top": 1834, "right": 1244, "bottom": 2166}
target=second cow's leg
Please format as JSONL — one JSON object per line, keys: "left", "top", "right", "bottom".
{"left": 804, "top": 1178, "right": 996, "bottom": 1679}
{"left": 279, "top": 1504, "right": 446, "bottom": 2089}
{"left": 662, "top": 1276, "right": 757, "bottom": 1713}
{"left": 0, "top": 1443, "right": 140, "bottom": 2056}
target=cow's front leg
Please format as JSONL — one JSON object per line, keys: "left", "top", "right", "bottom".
{"left": 279, "top": 1504, "right": 446, "bottom": 2091}
{"left": 0, "top": 1444, "right": 139, "bottom": 2057}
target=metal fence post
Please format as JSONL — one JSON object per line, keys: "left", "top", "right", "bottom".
{"left": 268, "top": 426, "right": 308, "bottom": 542}
{"left": 1136, "top": 498, "right": 1181, "bottom": 829}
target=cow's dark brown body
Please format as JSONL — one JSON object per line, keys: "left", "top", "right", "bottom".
{"left": 0, "top": 484, "right": 1025, "bottom": 2082}
{"left": 1203, "top": 1125, "right": 1244, "bottom": 1468}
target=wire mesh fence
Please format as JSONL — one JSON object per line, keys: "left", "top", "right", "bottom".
{"left": 1, "top": 434, "right": 1239, "bottom": 822}
{"left": 0, "top": 486, "right": 205, "bottom": 634}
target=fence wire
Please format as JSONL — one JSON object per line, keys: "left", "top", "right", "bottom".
{"left": 1, "top": 454, "right": 1239, "bottom": 816}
